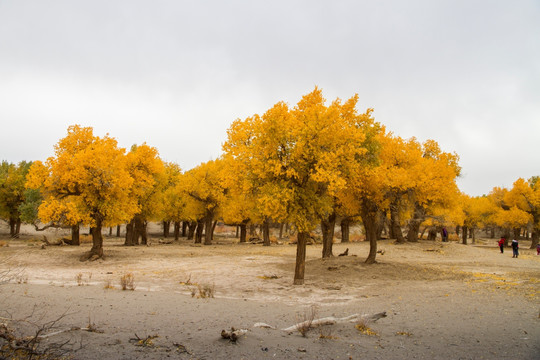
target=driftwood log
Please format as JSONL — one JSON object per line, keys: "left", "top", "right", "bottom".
{"left": 281, "top": 312, "right": 387, "bottom": 332}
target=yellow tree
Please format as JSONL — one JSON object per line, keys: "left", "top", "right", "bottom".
{"left": 160, "top": 162, "right": 184, "bottom": 240}
{"left": 223, "top": 88, "right": 370, "bottom": 283}
{"left": 26, "top": 125, "right": 136, "bottom": 260}
{"left": 505, "top": 177, "right": 540, "bottom": 248}
{"left": 0, "top": 161, "right": 32, "bottom": 237}
{"left": 124, "top": 143, "right": 166, "bottom": 246}
{"left": 181, "top": 159, "right": 225, "bottom": 245}
{"left": 404, "top": 140, "right": 461, "bottom": 242}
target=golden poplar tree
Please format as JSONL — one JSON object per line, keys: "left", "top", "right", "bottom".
{"left": 26, "top": 125, "right": 137, "bottom": 260}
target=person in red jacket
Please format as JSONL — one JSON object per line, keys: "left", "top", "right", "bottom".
{"left": 498, "top": 237, "right": 505, "bottom": 254}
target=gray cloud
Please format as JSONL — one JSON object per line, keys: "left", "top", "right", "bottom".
{"left": 1, "top": 0, "right": 539, "bottom": 196}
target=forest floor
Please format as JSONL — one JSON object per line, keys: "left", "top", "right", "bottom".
{"left": 0, "top": 224, "right": 539, "bottom": 359}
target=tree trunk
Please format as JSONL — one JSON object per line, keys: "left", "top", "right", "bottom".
{"left": 235, "top": 225, "right": 239, "bottom": 238}
{"left": 427, "top": 227, "right": 437, "bottom": 240}
{"left": 182, "top": 221, "right": 187, "bottom": 237}
{"left": 15, "top": 218, "right": 21, "bottom": 237}
{"left": 163, "top": 221, "right": 170, "bottom": 238}
{"left": 361, "top": 201, "right": 379, "bottom": 264}
{"left": 116, "top": 225, "right": 121, "bottom": 237}
{"left": 293, "top": 231, "right": 308, "bottom": 285}
{"left": 125, "top": 221, "right": 135, "bottom": 246}
{"left": 204, "top": 212, "right": 213, "bottom": 245}
{"left": 9, "top": 218, "right": 16, "bottom": 238}
{"left": 321, "top": 212, "right": 336, "bottom": 258}
{"left": 262, "top": 218, "right": 271, "bottom": 246}
{"left": 530, "top": 230, "right": 539, "bottom": 249}
{"left": 195, "top": 219, "right": 204, "bottom": 243}
{"left": 279, "top": 223, "right": 284, "bottom": 239}
{"left": 471, "top": 228, "right": 476, "bottom": 244}
{"left": 340, "top": 218, "right": 350, "bottom": 243}
{"left": 81, "top": 218, "right": 104, "bottom": 260}
{"left": 187, "top": 221, "right": 196, "bottom": 240}
{"left": 406, "top": 203, "right": 425, "bottom": 242}
{"left": 71, "top": 224, "right": 80, "bottom": 246}
{"left": 140, "top": 221, "right": 148, "bottom": 245}
{"left": 462, "top": 226, "right": 468, "bottom": 245}
{"left": 239, "top": 223, "right": 247, "bottom": 243}
{"left": 390, "top": 203, "right": 405, "bottom": 243}
{"left": 174, "top": 221, "right": 180, "bottom": 240}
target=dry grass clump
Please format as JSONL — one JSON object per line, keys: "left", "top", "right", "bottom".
{"left": 295, "top": 305, "right": 318, "bottom": 337}
{"left": 0, "top": 240, "right": 8, "bottom": 247}
{"left": 120, "top": 273, "right": 135, "bottom": 291}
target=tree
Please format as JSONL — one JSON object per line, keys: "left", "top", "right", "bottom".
{"left": 26, "top": 125, "right": 137, "bottom": 260}
{"left": 223, "top": 88, "right": 371, "bottom": 284}
{"left": 505, "top": 177, "right": 540, "bottom": 248}
{"left": 0, "top": 161, "right": 32, "bottom": 237}
{"left": 181, "top": 159, "right": 225, "bottom": 245}
{"left": 124, "top": 144, "right": 166, "bottom": 246}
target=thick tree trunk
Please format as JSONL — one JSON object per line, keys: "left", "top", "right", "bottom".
{"left": 427, "top": 227, "right": 437, "bottom": 240}
{"left": 361, "top": 200, "right": 379, "bottom": 264}
{"left": 321, "top": 212, "right": 336, "bottom": 258}
{"left": 194, "top": 219, "right": 204, "bottom": 243}
{"left": 472, "top": 228, "right": 476, "bottom": 244}
{"left": 235, "top": 225, "right": 239, "bottom": 238}
{"left": 9, "top": 218, "right": 16, "bottom": 238}
{"left": 204, "top": 213, "right": 213, "bottom": 245}
{"left": 187, "top": 221, "right": 196, "bottom": 240}
{"left": 390, "top": 204, "right": 405, "bottom": 243}
{"left": 163, "top": 221, "right": 170, "bottom": 238}
{"left": 182, "top": 221, "right": 187, "bottom": 237}
{"left": 15, "top": 219, "right": 21, "bottom": 237}
{"left": 211, "top": 220, "right": 217, "bottom": 240}
{"left": 116, "top": 225, "right": 121, "bottom": 237}
{"left": 125, "top": 221, "right": 135, "bottom": 246}
{"left": 140, "top": 221, "right": 148, "bottom": 245}
{"left": 262, "top": 218, "right": 271, "bottom": 246}
{"left": 71, "top": 224, "right": 80, "bottom": 246}
{"left": 239, "top": 223, "right": 247, "bottom": 243}
{"left": 174, "top": 221, "right": 180, "bottom": 240}
{"left": 90, "top": 222, "right": 103, "bottom": 258}
{"left": 462, "top": 226, "right": 468, "bottom": 245}
{"left": 81, "top": 219, "right": 104, "bottom": 261}
{"left": 293, "top": 232, "right": 308, "bottom": 285}
{"left": 340, "top": 218, "right": 350, "bottom": 243}
{"left": 279, "top": 223, "right": 284, "bottom": 239}
{"left": 406, "top": 204, "right": 425, "bottom": 242}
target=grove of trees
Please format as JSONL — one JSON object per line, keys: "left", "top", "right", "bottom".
{"left": 1, "top": 88, "right": 538, "bottom": 284}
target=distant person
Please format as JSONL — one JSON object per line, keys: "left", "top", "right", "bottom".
{"left": 442, "top": 227, "right": 448, "bottom": 242}
{"left": 511, "top": 239, "right": 519, "bottom": 258}
{"left": 536, "top": 243, "right": 540, "bottom": 255}
{"left": 498, "top": 237, "right": 505, "bottom": 253}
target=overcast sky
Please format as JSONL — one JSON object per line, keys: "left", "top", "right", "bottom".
{"left": 1, "top": 0, "right": 539, "bottom": 196}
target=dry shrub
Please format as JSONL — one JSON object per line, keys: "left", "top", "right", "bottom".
{"left": 0, "top": 240, "right": 8, "bottom": 247}
{"left": 120, "top": 273, "right": 135, "bottom": 291}
{"left": 80, "top": 235, "right": 93, "bottom": 243}
{"left": 103, "top": 279, "right": 114, "bottom": 290}
{"left": 295, "top": 305, "right": 318, "bottom": 337}
{"left": 191, "top": 283, "right": 215, "bottom": 298}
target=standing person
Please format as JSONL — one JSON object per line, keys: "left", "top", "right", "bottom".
{"left": 498, "top": 237, "right": 505, "bottom": 253}
{"left": 536, "top": 243, "right": 540, "bottom": 255}
{"left": 442, "top": 227, "right": 448, "bottom": 242}
{"left": 511, "top": 239, "right": 519, "bottom": 258}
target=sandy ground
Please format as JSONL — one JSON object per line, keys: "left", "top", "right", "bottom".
{"left": 0, "top": 224, "right": 539, "bottom": 359}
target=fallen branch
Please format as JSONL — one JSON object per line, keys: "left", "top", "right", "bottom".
{"left": 281, "top": 312, "right": 386, "bottom": 332}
